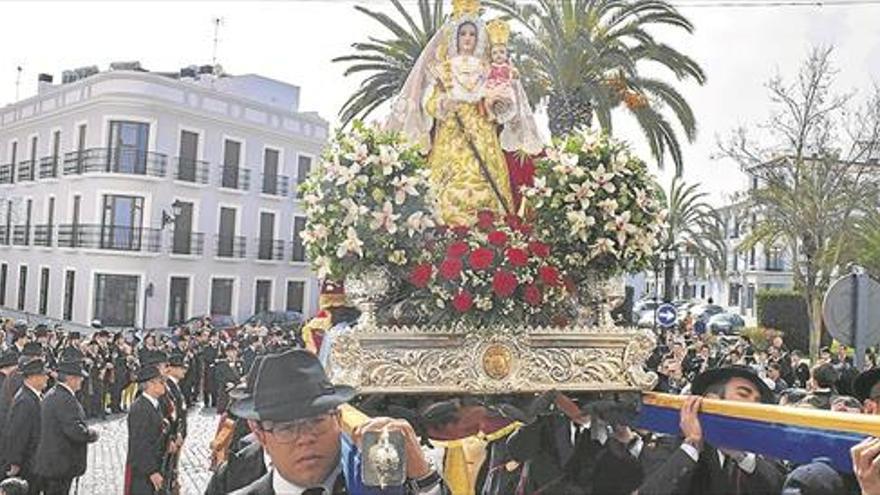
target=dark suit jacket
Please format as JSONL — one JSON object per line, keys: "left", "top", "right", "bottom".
{"left": 165, "top": 378, "right": 187, "bottom": 439}
{"left": 126, "top": 394, "right": 166, "bottom": 495}
{"left": 205, "top": 441, "right": 268, "bottom": 495}
{"left": 506, "top": 413, "right": 618, "bottom": 494}
{"left": 4, "top": 384, "right": 41, "bottom": 473}
{"left": 35, "top": 384, "right": 95, "bottom": 479}
{"left": 639, "top": 440, "right": 785, "bottom": 495}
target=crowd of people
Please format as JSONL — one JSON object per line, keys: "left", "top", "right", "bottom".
{"left": 1, "top": 295, "right": 880, "bottom": 495}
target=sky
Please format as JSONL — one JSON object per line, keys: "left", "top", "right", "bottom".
{"left": 1, "top": 0, "right": 879, "bottom": 205}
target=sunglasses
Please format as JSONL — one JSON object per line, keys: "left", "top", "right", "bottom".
{"left": 259, "top": 410, "right": 339, "bottom": 443}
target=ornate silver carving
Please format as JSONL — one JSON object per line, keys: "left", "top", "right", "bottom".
{"left": 328, "top": 324, "right": 657, "bottom": 394}
{"left": 344, "top": 266, "right": 392, "bottom": 329}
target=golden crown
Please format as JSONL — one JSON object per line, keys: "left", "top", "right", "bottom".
{"left": 486, "top": 18, "right": 510, "bottom": 45}
{"left": 452, "top": 0, "right": 480, "bottom": 18}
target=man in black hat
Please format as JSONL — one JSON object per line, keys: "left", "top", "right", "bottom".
{"left": 9, "top": 324, "right": 29, "bottom": 356}
{"left": 0, "top": 351, "right": 21, "bottom": 480}
{"left": 853, "top": 367, "right": 880, "bottom": 414}
{"left": 0, "top": 343, "right": 43, "bottom": 440}
{"left": 215, "top": 345, "right": 242, "bottom": 414}
{"left": 201, "top": 331, "right": 220, "bottom": 408}
{"left": 125, "top": 365, "right": 171, "bottom": 495}
{"left": 60, "top": 332, "right": 83, "bottom": 362}
{"left": 34, "top": 360, "right": 99, "bottom": 495}
{"left": 3, "top": 358, "right": 49, "bottom": 494}
{"left": 230, "top": 350, "right": 449, "bottom": 495}
{"left": 640, "top": 365, "right": 786, "bottom": 495}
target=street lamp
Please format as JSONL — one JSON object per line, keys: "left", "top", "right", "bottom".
{"left": 161, "top": 200, "right": 185, "bottom": 229}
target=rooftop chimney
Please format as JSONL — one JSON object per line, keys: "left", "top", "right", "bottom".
{"left": 37, "top": 73, "right": 54, "bottom": 95}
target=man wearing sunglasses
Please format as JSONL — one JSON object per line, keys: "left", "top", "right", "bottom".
{"left": 230, "top": 350, "right": 449, "bottom": 495}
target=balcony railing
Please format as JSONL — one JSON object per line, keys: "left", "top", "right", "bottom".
{"left": 12, "top": 225, "right": 30, "bottom": 246}
{"left": 38, "top": 156, "right": 60, "bottom": 179}
{"left": 215, "top": 234, "right": 247, "bottom": 258}
{"left": 261, "top": 174, "right": 290, "bottom": 197}
{"left": 217, "top": 166, "right": 250, "bottom": 191}
{"left": 33, "top": 225, "right": 52, "bottom": 247}
{"left": 255, "top": 238, "right": 285, "bottom": 261}
{"left": 0, "top": 226, "right": 9, "bottom": 245}
{"left": 63, "top": 148, "right": 167, "bottom": 177}
{"left": 0, "top": 164, "right": 11, "bottom": 184}
{"left": 169, "top": 231, "right": 205, "bottom": 256}
{"left": 174, "top": 157, "right": 210, "bottom": 184}
{"left": 17, "top": 160, "right": 35, "bottom": 182}
{"left": 57, "top": 224, "right": 161, "bottom": 252}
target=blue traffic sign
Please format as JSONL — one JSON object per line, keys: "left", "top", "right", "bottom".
{"left": 656, "top": 303, "right": 677, "bottom": 328}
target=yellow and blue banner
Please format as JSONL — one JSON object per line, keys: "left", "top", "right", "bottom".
{"left": 638, "top": 392, "right": 880, "bottom": 472}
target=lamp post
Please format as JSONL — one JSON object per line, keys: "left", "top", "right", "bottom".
{"left": 661, "top": 248, "right": 678, "bottom": 303}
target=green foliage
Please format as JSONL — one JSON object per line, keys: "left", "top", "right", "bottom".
{"left": 660, "top": 177, "right": 727, "bottom": 276}
{"left": 756, "top": 290, "right": 810, "bottom": 352}
{"left": 739, "top": 327, "right": 781, "bottom": 352}
{"left": 485, "top": 0, "right": 705, "bottom": 173}
{"left": 333, "top": 0, "right": 446, "bottom": 126}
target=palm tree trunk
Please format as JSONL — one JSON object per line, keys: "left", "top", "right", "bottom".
{"left": 547, "top": 94, "right": 593, "bottom": 138}
{"left": 663, "top": 258, "right": 675, "bottom": 302}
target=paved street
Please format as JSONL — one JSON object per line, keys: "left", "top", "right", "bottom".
{"left": 80, "top": 405, "right": 219, "bottom": 495}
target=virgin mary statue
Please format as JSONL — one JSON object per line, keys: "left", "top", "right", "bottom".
{"left": 386, "top": 0, "right": 543, "bottom": 226}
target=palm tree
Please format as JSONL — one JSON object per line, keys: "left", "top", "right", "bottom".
{"left": 485, "top": 0, "right": 705, "bottom": 174}
{"left": 854, "top": 211, "right": 880, "bottom": 280}
{"left": 658, "top": 178, "right": 726, "bottom": 302}
{"left": 333, "top": 0, "right": 446, "bottom": 126}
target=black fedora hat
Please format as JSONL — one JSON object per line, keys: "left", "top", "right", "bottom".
{"left": 691, "top": 365, "right": 774, "bottom": 404}
{"left": 135, "top": 365, "right": 162, "bottom": 383}
{"left": 0, "top": 351, "right": 18, "bottom": 368}
{"left": 141, "top": 350, "right": 169, "bottom": 366}
{"left": 168, "top": 352, "right": 187, "bottom": 368}
{"left": 56, "top": 360, "right": 89, "bottom": 378}
{"left": 231, "top": 350, "right": 356, "bottom": 422}
{"left": 22, "top": 342, "right": 43, "bottom": 357}
{"left": 19, "top": 358, "right": 49, "bottom": 376}
{"left": 853, "top": 368, "right": 880, "bottom": 402}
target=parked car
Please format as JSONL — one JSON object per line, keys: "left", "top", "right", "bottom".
{"left": 242, "top": 310, "right": 305, "bottom": 333}
{"left": 690, "top": 304, "right": 725, "bottom": 322}
{"left": 183, "top": 314, "right": 237, "bottom": 333}
{"left": 707, "top": 312, "right": 746, "bottom": 335}
{"left": 632, "top": 299, "right": 659, "bottom": 321}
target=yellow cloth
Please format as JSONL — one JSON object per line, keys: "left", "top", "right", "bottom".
{"left": 426, "top": 83, "right": 513, "bottom": 226}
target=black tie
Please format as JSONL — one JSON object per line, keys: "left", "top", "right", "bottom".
{"left": 303, "top": 488, "right": 327, "bottom": 495}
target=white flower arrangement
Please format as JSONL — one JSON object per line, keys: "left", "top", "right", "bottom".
{"left": 300, "top": 122, "right": 438, "bottom": 280}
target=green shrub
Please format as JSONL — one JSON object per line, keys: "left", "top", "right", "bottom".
{"left": 740, "top": 327, "right": 782, "bottom": 352}
{"left": 756, "top": 289, "right": 810, "bottom": 352}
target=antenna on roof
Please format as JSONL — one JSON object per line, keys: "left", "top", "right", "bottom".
{"left": 212, "top": 17, "right": 224, "bottom": 67}
{"left": 15, "top": 66, "right": 22, "bottom": 101}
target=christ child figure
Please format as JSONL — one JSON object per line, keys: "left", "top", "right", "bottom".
{"left": 484, "top": 19, "right": 518, "bottom": 123}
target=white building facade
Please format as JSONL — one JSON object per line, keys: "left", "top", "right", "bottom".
{"left": 0, "top": 65, "right": 327, "bottom": 329}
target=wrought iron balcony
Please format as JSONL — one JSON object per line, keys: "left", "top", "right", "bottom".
{"left": 215, "top": 234, "right": 247, "bottom": 258}
{"left": 217, "top": 166, "right": 251, "bottom": 191}
{"left": 12, "top": 225, "right": 30, "bottom": 246}
{"left": 174, "top": 157, "right": 210, "bottom": 184}
{"left": 56, "top": 224, "right": 161, "bottom": 252}
{"left": 33, "top": 225, "right": 52, "bottom": 247}
{"left": 17, "top": 160, "right": 35, "bottom": 182}
{"left": 261, "top": 174, "right": 290, "bottom": 197}
{"left": 0, "top": 164, "right": 11, "bottom": 185}
{"left": 39, "top": 156, "right": 60, "bottom": 179}
{"left": 255, "top": 238, "right": 285, "bottom": 261}
{"left": 0, "top": 226, "right": 9, "bottom": 245}
{"left": 169, "top": 231, "right": 205, "bottom": 256}
{"left": 63, "top": 148, "right": 167, "bottom": 177}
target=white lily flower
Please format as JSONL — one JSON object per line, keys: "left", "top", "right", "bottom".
{"left": 607, "top": 211, "right": 637, "bottom": 245}
{"left": 591, "top": 165, "right": 617, "bottom": 194}
{"left": 344, "top": 142, "right": 370, "bottom": 164}
{"left": 392, "top": 176, "right": 420, "bottom": 205}
{"left": 336, "top": 227, "right": 364, "bottom": 258}
{"left": 591, "top": 237, "right": 617, "bottom": 258}
{"left": 566, "top": 210, "right": 596, "bottom": 242}
{"left": 388, "top": 250, "right": 408, "bottom": 265}
{"left": 314, "top": 256, "right": 332, "bottom": 279}
{"left": 370, "top": 201, "right": 400, "bottom": 234}
{"left": 335, "top": 162, "right": 362, "bottom": 186}
{"left": 597, "top": 198, "right": 619, "bottom": 215}
{"left": 561, "top": 152, "right": 579, "bottom": 168}
{"left": 568, "top": 181, "right": 595, "bottom": 209}
{"left": 406, "top": 211, "right": 435, "bottom": 236}
{"left": 340, "top": 198, "right": 368, "bottom": 226}
{"left": 377, "top": 145, "right": 400, "bottom": 175}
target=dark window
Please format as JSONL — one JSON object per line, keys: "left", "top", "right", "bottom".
{"left": 263, "top": 148, "right": 279, "bottom": 194}
{"left": 218, "top": 207, "right": 236, "bottom": 257}
{"left": 286, "top": 281, "right": 305, "bottom": 313}
{"left": 24, "top": 199, "right": 32, "bottom": 245}
{"left": 47, "top": 197, "right": 55, "bottom": 245}
{"left": 75, "top": 124, "right": 87, "bottom": 173}
{"left": 108, "top": 121, "right": 149, "bottom": 174}
{"left": 259, "top": 212, "right": 275, "bottom": 260}
{"left": 172, "top": 201, "right": 194, "bottom": 255}
{"left": 101, "top": 195, "right": 144, "bottom": 250}
{"left": 168, "top": 277, "right": 189, "bottom": 326}
{"left": 296, "top": 155, "right": 312, "bottom": 198}
{"left": 178, "top": 130, "right": 199, "bottom": 182}
{"left": 10, "top": 141, "right": 17, "bottom": 182}
{"left": 28, "top": 136, "right": 37, "bottom": 181}
{"left": 3, "top": 200, "right": 9, "bottom": 245}
{"left": 0, "top": 264, "right": 6, "bottom": 306}
{"left": 93, "top": 273, "right": 139, "bottom": 327}
{"left": 52, "top": 130, "right": 61, "bottom": 173}
{"left": 210, "top": 278, "right": 234, "bottom": 316}
{"left": 291, "top": 216, "right": 306, "bottom": 262}
{"left": 63, "top": 270, "right": 75, "bottom": 320}
{"left": 38, "top": 267, "right": 49, "bottom": 315}
{"left": 17, "top": 265, "right": 27, "bottom": 311}
{"left": 255, "top": 280, "right": 272, "bottom": 313}
{"left": 222, "top": 140, "right": 241, "bottom": 188}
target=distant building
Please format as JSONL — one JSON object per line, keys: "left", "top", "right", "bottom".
{"left": 0, "top": 63, "right": 327, "bottom": 329}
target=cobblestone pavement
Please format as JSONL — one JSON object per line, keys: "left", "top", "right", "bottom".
{"left": 79, "top": 405, "right": 219, "bottom": 495}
